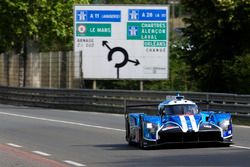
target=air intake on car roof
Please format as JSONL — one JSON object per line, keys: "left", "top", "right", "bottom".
{"left": 175, "top": 93, "right": 184, "bottom": 101}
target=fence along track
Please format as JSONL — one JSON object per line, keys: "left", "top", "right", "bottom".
{"left": 0, "top": 86, "right": 249, "bottom": 116}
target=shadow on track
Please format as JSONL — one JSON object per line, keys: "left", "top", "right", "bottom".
{"left": 153, "top": 143, "right": 231, "bottom": 150}
{"left": 94, "top": 144, "right": 139, "bottom": 150}
{"left": 95, "top": 143, "right": 231, "bottom": 151}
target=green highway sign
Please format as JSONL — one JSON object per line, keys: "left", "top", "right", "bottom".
{"left": 127, "top": 22, "right": 167, "bottom": 40}
{"left": 144, "top": 41, "right": 166, "bottom": 47}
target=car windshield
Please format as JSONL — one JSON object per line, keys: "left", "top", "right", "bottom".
{"left": 163, "top": 104, "right": 198, "bottom": 115}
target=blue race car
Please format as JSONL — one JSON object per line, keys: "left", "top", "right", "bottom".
{"left": 125, "top": 94, "right": 233, "bottom": 148}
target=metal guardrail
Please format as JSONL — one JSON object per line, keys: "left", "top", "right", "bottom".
{"left": 0, "top": 86, "right": 249, "bottom": 116}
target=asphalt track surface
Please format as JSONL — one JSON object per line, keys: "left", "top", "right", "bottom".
{"left": 0, "top": 104, "right": 249, "bottom": 167}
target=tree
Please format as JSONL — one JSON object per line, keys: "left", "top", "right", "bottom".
{"left": 0, "top": 1, "right": 29, "bottom": 53}
{"left": 181, "top": 0, "right": 250, "bottom": 93}
{"left": 232, "top": 54, "right": 250, "bottom": 93}
{"left": 0, "top": 0, "right": 89, "bottom": 87}
{"left": 90, "top": 0, "right": 167, "bottom": 4}
{"left": 0, "top": 0, "right": 89, "bottom": 53}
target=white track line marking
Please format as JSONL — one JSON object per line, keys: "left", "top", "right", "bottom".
{"left": 234, "top": 125, "right": 250, "bottom": 129}
{"left": 64, "top": 160, "right": 86, "bottom": 167}
{"left": 0, "top": 111, "right": 125, "bottom": 132}
{"left": 231, "top": 145, "right": 250, "bottom": 150}
{"left": 7, "top": 143, "right": 22, "bottom": 148}
{"left": 111, "top": 114, "right": 123, "bottom": 117}
{"left": 32, "top": 151, "right": 51, "bottom": 156}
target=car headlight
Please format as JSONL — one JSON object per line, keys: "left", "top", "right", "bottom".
{"left": 219, "top": 119, "right": 230, "bottom": 131}
{"left": 146, "top": 122, "right": 158, "bottom": 134}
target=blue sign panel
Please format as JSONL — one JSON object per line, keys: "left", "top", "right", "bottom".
{"left": 128, "top": 9, "right": 167, "bottom": 21}
{"left": 76, "top": 10, "right": 121, "bottom": 22}
{"left": 128, "top": 26, "right": 139, "bottom": 37}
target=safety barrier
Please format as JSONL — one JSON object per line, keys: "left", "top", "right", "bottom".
{"left": 0, "top": 86, "right": 249, "bottom": 116}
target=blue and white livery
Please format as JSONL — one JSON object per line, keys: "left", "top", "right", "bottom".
{"left": 125, "top": 94, "right": 233, "bottom": 148}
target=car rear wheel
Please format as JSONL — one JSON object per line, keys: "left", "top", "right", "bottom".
{"left": 221, "top": 143, "right": 232, "bottom": 147}
{"left": 139, "top": 130, "right": 145, "bottom": 149}
{"left": 139, "top": 116, "right": 145, "bottom": 149}
{"left": 125, "top": 116, "right": 133, "bottom": 146}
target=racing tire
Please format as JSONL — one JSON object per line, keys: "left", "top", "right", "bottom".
{"left": 139, "top": 129, "right": 145, "bottom": 149}
{"left": 139, "top": 115, "right": 145, "bottom": 149}
{"left": 221, "top": 143, "right": 232, "bottom": 147}
{"left": 125, "top": 116, "right": 133, "bottom": 146}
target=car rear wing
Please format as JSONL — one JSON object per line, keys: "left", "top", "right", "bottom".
{"left": 124, "top": 99, "right": 160, "bottom": 116}
{"left": 123, "top": 99, "right": 211, "bottom": 116}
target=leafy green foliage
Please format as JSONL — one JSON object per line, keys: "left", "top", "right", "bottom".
{"left": 0, "top": 0, "right": 89, "bottom": 53}
{"left": 90, "top": 0, "right": 167, "bottom": 4}
{"left": 36, "top": 0, "right": 89, "bottom": 51}
{"left": 181, "top": 0, "right": 250, "bottom": 93}
{"left": 230, "top": 54, "right": 250, "bottom": 93}
{"left": 0, "top": 0, "right": 28, "bottom": 52}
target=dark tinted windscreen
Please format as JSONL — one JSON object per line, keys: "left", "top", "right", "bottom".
{"left": 164, "top": 104, "right": 198, "bottom": 115}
